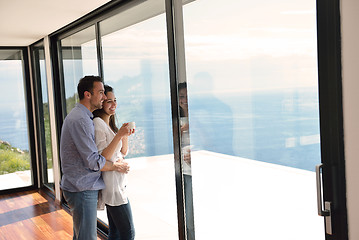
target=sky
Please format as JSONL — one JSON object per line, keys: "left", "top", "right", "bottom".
{"left": 96, "top": 0, "right": 318, "bottom": 95}
{"left": 0, "top": 0, "right": 319, "bottom": 107}
{"left": 0, "top": 61, "right": 27, "bottom": 111}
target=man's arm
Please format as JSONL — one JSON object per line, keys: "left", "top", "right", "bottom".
{"left": 70, "top": 118, "right": 106, "bottom": 171}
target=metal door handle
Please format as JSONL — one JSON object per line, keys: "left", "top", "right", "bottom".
{"left": 316, "top": 163, "right": 332, "bottom": 235}
{"left": 316, "top": 164, "right": 330, "bottom": 216}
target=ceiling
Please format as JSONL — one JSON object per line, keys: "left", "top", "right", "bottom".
{"left": 0, "top": 0, "right": 112, "bottom": 46}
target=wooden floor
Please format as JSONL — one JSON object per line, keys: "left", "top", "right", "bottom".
{"left": 0, "top": 190, "right": 104, "bottom": 240}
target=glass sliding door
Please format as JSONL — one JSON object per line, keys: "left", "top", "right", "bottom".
{"left": 0, "top": 49, "right": 32, "bottom": 190}
{"left": 181, "top": 0, "right": 324, "bottom": 239}
{"left": 59, "top": 25, "right": 99, "bottom": 115}
{"left": 32, "top": 42, "right": 54, "bottom": 190}
{"left": 99, "top": 0, "right": 178, "bottom": 239}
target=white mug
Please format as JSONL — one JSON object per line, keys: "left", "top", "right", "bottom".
{"left": 128, "top": 122, "right": 136, "bottom": 131}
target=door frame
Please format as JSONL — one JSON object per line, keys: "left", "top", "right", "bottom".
{"left": 317, "top": 0, "right": 348, "bottom": 239}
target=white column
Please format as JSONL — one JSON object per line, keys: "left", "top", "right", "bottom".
{"left": 44, "top": 36, "right": 62, "bottom": 202}
{"left": 342, "top": 0, "right": 359, "bottom": 239}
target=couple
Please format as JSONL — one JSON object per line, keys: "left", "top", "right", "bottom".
{"left": 60, "top": 75, "right": 135, "bottom": 240}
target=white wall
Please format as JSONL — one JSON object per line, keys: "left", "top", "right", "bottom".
{"left": 341, "top": 0, "right": 359, "bottom": 239}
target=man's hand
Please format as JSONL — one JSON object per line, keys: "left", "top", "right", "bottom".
{"left": 113, "top": 160, "right": 130, "bottom": 174}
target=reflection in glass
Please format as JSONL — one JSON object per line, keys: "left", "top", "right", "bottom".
{"left": 32, "top": 43, "right": 54, "bottom": 189}
{"left": 99, "top": 1, "right": 178, "bottom": 239}
{"left": 0, "top": 49, "right": 32, "bottom": 190}
{"left": 178, "top": 82, "right": 195, "bottom": 240}
{"left": 183, "top": 0, "right": 324, "bottom": 239}
{"left": 60, "top": 25, "right": 98, "bottom": 114}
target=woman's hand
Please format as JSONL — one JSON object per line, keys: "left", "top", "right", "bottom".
{"left": 117, "top": 123, "right": 130, "bottom": 138}
{"left": 181, "top": 123, "right": 189, "bottom": 133}
{"left": 117, "top": 123, "right": 135, "bottom": 137}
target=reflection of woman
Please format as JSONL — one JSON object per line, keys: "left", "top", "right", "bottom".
{"left": 178, "top": 82, "right": 195, "bottom": 240}
{"left": 179, "top": 82, "right": 189, "bottom": 132}
{"left": 179, "top": 82, "right": 191, "bottom": 167}
{"left": 93, "top": 85, "right": 135, "bottom": 240}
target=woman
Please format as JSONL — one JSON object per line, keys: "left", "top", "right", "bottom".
{"left": 93, "top": 85, "right": 135, "bottom": 240}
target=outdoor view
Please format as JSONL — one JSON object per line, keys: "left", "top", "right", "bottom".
{"left": 0, "top": 49, "right": 31, "bottom": 190}
{"left": 182, "top": 0, "right": 323, "bottom": 239}
{"left": 0, "top": 46, "right": 54, "bottom": 191}
{"left": 0, "top": 0, "right": 324, "bottom": 239}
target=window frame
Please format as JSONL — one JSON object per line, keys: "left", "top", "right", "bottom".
{"left": 0, "top": 46, "right": 38, "bottom": 194}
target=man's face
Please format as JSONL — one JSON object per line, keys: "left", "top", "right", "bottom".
{"left": 89, "top": 81, "right": 106, "bottom": 111}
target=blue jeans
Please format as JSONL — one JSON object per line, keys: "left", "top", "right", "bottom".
{"left": 63, "top": 190, "right": 99, "bottom": 240}
{"left": 106, "top": 201, "right": 135, "bottom": 240}
{"left": 184, "top": 174, "right": 195, "bottom": 240}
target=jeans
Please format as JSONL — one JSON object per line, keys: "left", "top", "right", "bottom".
{"left": 106, "top": 201, "right": 135, "bottom": 240}
{"left": 63, "top": 190, "right": 99, "bottom": 240}
{"left": 184, "top": 174, "right": 195, "bottom": 240}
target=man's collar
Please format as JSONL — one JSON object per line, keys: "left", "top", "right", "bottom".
{"left": 77, "top": 103, "right": 94, "bottom": 120}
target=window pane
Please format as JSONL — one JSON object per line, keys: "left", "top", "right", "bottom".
{"left": 60, "top": 25, "right": 98, "bottom": 114}
{"left": 182, "top": 0, "right": 324, "bottom": 239}
{"left": 32, "top": 43, "right": 54, "bottom": 189}
{"left": 99, "top": 1, "right": 178, "bottom": 239}
{"left": 0, "top": 49, "right": 32, "bottom": 190}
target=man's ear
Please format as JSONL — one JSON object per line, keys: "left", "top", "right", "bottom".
{"left": 84, "top": 91, "right": 91, "bottom": 99}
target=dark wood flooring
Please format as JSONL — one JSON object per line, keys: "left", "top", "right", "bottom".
{"left": 0, "top": 189, "right": 103, "bottom": 240}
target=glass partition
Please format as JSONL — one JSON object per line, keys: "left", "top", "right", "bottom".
{"left": 32, "top": 42, "right": 54, "bottom": 190}
{"left": 99, "top": 0, "right": 178, "bottom": 239}
{"left": 0, "top": 49, "right": 32, "bottom": 190}
{"left": 182, "top": 0, "right": 324, "bottom": 239}
{"left": 60, "top": 25, "right": 98, "bottom": 114}
{"left": 54, "top": 0, "right": 326, "bottom": 238}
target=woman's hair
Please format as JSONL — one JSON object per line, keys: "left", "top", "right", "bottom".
{"left": 93, "top": 84, "right": 119, "bottom": 133}
{"left": 178, "top": 82, "right": 187, "bottom": 91}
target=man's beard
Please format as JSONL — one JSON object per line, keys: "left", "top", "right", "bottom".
{"left": 92, "top": 101, "right": 103, "bottom": 111}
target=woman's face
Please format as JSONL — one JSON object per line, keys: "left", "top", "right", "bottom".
{"left": 179, "top": 88, "right": 188, "bottom": 108}
{"left": 102, "top": 91, "right": 117, "bottom": 116}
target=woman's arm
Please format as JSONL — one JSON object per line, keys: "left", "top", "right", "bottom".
{"left": 100, "top": 123, "right": 130, "bottom": 161}
{"left": 121, "top": 136, "right": 129, "bottom": 156}
{"left": 120, "top": 126, "right": 135, "bottom": 156}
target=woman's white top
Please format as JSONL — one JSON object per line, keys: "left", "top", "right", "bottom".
{"left": 180, "top": 117, "right": 192, "bottom": 175}
{"left": 93, "top": 117, "right": 128, "bottom": 209}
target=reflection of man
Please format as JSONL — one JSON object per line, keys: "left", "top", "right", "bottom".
{"left": 60, "top": 76, "right": 126, "bottom": 240}
{"left": 178, "top": 82, "right": 195, "bottom": 240}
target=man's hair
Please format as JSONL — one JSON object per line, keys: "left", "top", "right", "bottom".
{"left": 77, "top": 75, "right": 103, "bottom": 100}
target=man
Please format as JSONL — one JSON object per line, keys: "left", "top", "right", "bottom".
{"left": 60, "top": 75, "right": 129, "bottom": 240}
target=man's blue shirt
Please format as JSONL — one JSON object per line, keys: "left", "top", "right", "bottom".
{"left": 60, "top": 103, "right": 106, "bottom": 192}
